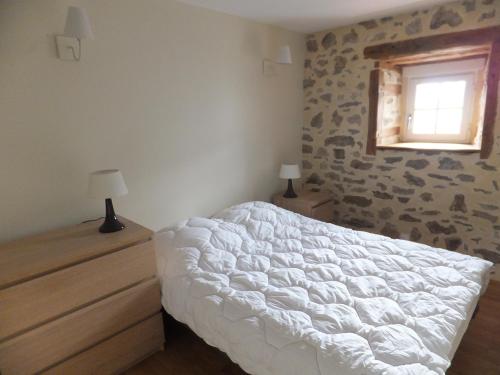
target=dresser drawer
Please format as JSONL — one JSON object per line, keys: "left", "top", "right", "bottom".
{"left": 0, "top": 217, "right": 153, "bottom": 290}
{"left": 311, "top": 200, "right": 334, "bottom": 222}
{"left": 0, "top": 279, "right": 161, "bottom": 375}
{"left": 0, "top": 240, "right": 155, "bottom": 340}
{"left": 273, "top": 191, "right": 334, "bottom": 223}
{"left": 43, "top": 314, "right": 164, "bottom": 375}
{"left": 285, "top": 202, "right": 312, "bottom": 217}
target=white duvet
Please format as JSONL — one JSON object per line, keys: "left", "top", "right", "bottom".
{"left": 155, "top": 201, "right": 493, "bottom": 375}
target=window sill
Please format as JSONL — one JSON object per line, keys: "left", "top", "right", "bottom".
{"left": 377, "top": 142, "right": 480, "bottom": 152}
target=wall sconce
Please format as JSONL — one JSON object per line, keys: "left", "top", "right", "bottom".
{"left": 56, "top": 6, "right": 93, "bottom": 61}
{"left": 263, "top": 45, "right": 292, "bottom": 75}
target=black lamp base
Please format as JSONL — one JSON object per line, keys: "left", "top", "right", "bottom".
{"left": 283, "top": 179, "right": 298, "bottom": 198}
{"left": 99, "top": 198, "right": 126, "bottom": 233}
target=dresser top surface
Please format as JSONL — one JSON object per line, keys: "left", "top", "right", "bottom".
{"left": 0, "top": 217, "right": 153, "bottom": 289}
{"left": 273, "top": 190, "right": 333, "bottom": 207}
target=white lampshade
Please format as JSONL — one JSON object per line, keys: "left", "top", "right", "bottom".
{"left": 279, "top": 164, "right": 301, "bottom": 179}
{"left": 276, "top": 45, "right": 292, "bottom": 65}
{"left": 64, "top": 6, "right": 94, "bottom": 39}
{"left": 88, "top": 169, "right": 128, "bottom": 199}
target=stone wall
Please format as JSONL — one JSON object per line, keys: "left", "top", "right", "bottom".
{"left": 302, "top": 0, "right": 500, "bottom": 279}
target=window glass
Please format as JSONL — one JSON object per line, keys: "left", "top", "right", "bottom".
{"left": 414, "top": 82, "right": 439, "bottom": 109}
{"left": 413, "top": 109, "right": 436, "bottom": 134}
{"left": 412, "top": 79, "right": 466, "bottom": 135}
{"left": 436, "top": 108, "right": 463, "bottom": 134}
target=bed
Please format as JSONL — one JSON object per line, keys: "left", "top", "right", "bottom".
{"left": 155, "top": 201, "right": 492, "bottom": 375}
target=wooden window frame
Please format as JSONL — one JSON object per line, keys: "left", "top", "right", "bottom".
{"left": 364, "top": 26, "right": 500, "bottom": 159}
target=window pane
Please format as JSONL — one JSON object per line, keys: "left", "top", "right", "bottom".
{"left": 414, "top": 82, "right": 439, "bottom": 109}
{"left": 438, "top": 80, "right": 466, "bottom": 108}
{"left": 413, "top": 109, "right": 436, "bottom": 134}
{"left": 436, "top": 108, "right": 463, "bottom": 134}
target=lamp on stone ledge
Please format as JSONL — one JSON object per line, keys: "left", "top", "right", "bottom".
{"left": 279, "top": 164, "right": 301, "bottom": 198}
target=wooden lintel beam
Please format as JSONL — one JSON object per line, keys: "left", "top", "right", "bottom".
{"left": 364, "top": 26, "right": 500, "bottom": 60}
{"left": 385, "top": 48, "right": 490, "bottom": 67}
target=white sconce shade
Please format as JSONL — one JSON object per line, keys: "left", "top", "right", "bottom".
{"left": 276, "top": 45, "right": 292, "bottom": 64}
{"left": 64, "top": 6, "right": 94, "bottom": 39}
{"left": 88, "top": 169, "right": 128, "bottom": 199}
{"left": 56, "top": 6, "right": 93, "bottom": 61}
{"left": 263, "top": 45, "right": 292, "bottom": 75}
{"left": 279, "top": 164, "right": 301, "bottom": 179}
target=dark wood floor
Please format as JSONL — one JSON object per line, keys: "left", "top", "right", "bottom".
{"left": 447, "top": 280, "right": 500, "bottom": 375}
{"left": 126, "top": 281, "right": 500, "bottom": 375}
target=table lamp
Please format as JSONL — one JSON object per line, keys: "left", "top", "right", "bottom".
{"left": 88, "top": 169, "right": 128, "bottom": 233}
{"left": 279, "top": 164, "right": 301, "bottom": 198}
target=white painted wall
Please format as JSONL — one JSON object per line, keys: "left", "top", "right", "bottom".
{"left": 0, "top": 0, "right": 305, "bottom": 241}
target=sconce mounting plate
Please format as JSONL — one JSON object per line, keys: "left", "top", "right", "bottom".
{"left": 56, "top": 35, "right": 79, "bottom": 61}
{"left": 263, "top": 59, "right": 276, "bottom": 76}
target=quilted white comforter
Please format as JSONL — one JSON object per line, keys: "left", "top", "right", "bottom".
{"left": 155, "top": 201, "right": 493, "bottom": 375}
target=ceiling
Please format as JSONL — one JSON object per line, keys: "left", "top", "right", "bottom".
{"left": 176, "top": 0, "right": 451, "bottom": 33}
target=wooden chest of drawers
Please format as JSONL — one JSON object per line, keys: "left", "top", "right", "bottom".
{"left": 0, "top": 217, "right": 165, "bottom": 374}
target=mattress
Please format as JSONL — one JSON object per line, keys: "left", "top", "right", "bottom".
{"left": 155, "top": 201, "right": 493, "bottom": 375}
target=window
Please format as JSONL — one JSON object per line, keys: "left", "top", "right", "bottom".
{"left": 402, "top": 58, "right": 485, "bottom": 144}
{"left": 363, "top": 25, "right": 500, "bottom": 158}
